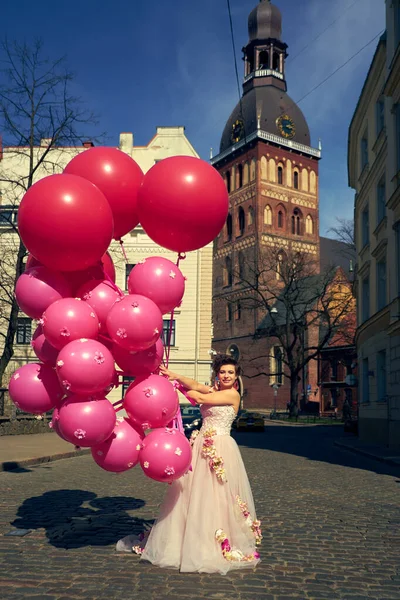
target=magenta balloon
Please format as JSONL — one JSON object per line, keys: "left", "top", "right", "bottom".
{"left": 62, "top": 252, "right": 117, "bottom": 295}
{"left": 9, "top": 363, "right": 64, "bottom": 414}
{"left": 50, "top": 406, "right": 69, "bottom": 440}
{"left": 112, "top": 339, "right": 164, "bottom": 377}
{"left": 140, "top": 428, "right": 192, "bottom": 483}
{"left": 77, "top": 279, "right": 121, "bottom": 334}
{"left": 106, "top": 294, "right": 163, "bottom": 351}
{"left": 15, "top": 266, "right": 72, "bottom": 320}
{"left": 127, "top": 256, "right": 185, "bottom": 315}
{"left": 57, "top": 395, "right": 116, "bottom": 447}
{"left": 91, "top": 417, "right": 144, "bottom": 473}
{"left": 123, "top": 374, "right": 178, "bottom": 430}
{"left": 56, "top": 339, "right": 116, "bottom": 395}
{"left": 31, "top": 324, "right": 59, "bottom": 366}
{"left": 42, "top": 298, "right": 100, "bottom": 350}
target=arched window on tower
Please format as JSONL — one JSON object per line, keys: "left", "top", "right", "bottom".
{"left": 278, "top": 210, "right": 284, "bottom": 228}
{"left": 258, "top": 50, "right": 269, "bottom": 70}
{"left": 226, "top": 303, "right": 232, "bottom": 322}
{"left": 238, "top": 207, "right": 245, "bottom": 236}
{"left": 306, "top": 214, "right": 313, "bottom": 235}
{"left": 226, "top": 213, "right": 232, "bottom": 242}
{"left": 237, "top": 164, "right": 243, "bottom": 188}
{"left": 226, "top": 171, "right": 231, "bottom": 193}
{"left": 293, "top": 170, "right": 299, "bottom": 190}
{"left": 273, "top": 52, "right": 280, "bottom": 71}
{"left": 238, "top": 251, "right": 245, "bottom": 279}
{"left": 292, "top": 208, "right": 301, "bottom": 235}
{"left": 224, "top": 256, "right": 232, "bottom": 286}
{"left": 264, "top": 205, "right": 272, "bottom": 225}
{"left": 248, "top": 206, "right": 254, "bottom": 226}
{"left": 278, "top": 165, "right": 283, "bottom": 185}
{"left": 235, "top": 301, "right": 242, "bottom": 320}
{"left": 276, "top": 251, "right": 286, "bottom": 280}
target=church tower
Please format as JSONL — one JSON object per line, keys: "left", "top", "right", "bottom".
{"left": 211, "top": 0, "right": 321, "bottom": 409}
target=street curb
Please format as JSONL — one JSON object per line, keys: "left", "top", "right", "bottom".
{"left": 0, "top": 448, "right": 91, "bottom": 472}
{"left": 334, "top": 440, "right": 400, "bottom": 467}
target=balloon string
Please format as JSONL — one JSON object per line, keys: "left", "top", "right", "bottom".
{"left": 165, "top": 253, "right": 186, "bottom": 368}
{"left": 119, "top": 239, "right": 129, "bottom": 263}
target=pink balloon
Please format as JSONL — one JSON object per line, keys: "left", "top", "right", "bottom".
{"left": 140, "top": 428, "right": 192, "bottom": 482}
{"left": 50, "top": 406, "right": 68, "bottom": 440}
{"left": 57, "top": 395, "right": 116, "bottom": 447}
{"left": 112, "top": 339, "right": 164, "bottom": 377}
{"left": 62, "top": 252, "right": 117, "bottom": 295}
{"left": 31, "top": 324, "right": 59, "bottom": 366}
{"left": 15, "top": 266, "right": 72, "bottom": 319}
{"left": 91, "top": 417, "right": 144, "bottom": 472}
{"left": 106, "top": 294, "right": 163, "bottom": 351}
{"left": 123, "top": 374, "right": 178, "bottom": 430}
{"left": 42, "top": 298, "right": 99, "bottom": 350}
{"left": 128, "top": 256, "right": 185, "bottom": 315}
{"left": 9, "top": 363, "right": 64, "bottom": 414}
{"left": 56, "top": 339, "right": 116, "bottom": 395}
{"left": 77, "top": 280, "right": 121, "bottom": 333}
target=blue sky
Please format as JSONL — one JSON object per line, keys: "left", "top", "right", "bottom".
{"left": 2, "top": 0, "right": 385, "bottom": 235}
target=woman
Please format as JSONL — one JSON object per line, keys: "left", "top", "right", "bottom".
{"left": 116, "top": 355, "right": 261, "bottom": 574}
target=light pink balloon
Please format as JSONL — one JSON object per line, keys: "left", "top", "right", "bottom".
{"left": 31, "top": 324, "right": 59, "bottom": 366}
{"left": 56, "top": 339, "right": 116, "bottom": 395}
{"left": 106, "top": 294, "right": 163, "bottom": 351}
{"left": 91, "top": 417, "right": 144, "bottom": 472}
{"left": 140, "top": 428, "right": 192, "bottom": 482}
{"left": 15, "top": 266, "right": 72, "bottom": 319}
{"left": 57, "top": 395, "right": 116, "bottom": 447}
{"left": 128, "top": 256, "right": 185, "bottom": 315}
{"left": 123, "top": 374, "right": 178, "bottom": 430}
{"left": 42, "top": 298, "right": 99, "bottom": 350}
{"left": 9, "top": 363, "right": 64, "bottom": 414}
{"left": 76, "top": 279, "right": 121, "bottom": 333}
{"left": 112, "top": 339, "right": 164, "bottom": 377}
{"left": 49, "top": 406, "right": 68, "bottom": 440}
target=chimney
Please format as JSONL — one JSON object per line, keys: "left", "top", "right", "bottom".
{"left": 119, "top": 132, "right": 133, "bottom": 154}
{"left": 83, "top": 141, "right": 94, "bottom": 148}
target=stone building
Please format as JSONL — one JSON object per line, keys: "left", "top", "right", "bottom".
{"left": 348, "top": 0, "right": 400, "bottom": 449}
{"left": 0, "top": 127, "right": 213, "bottom": 414}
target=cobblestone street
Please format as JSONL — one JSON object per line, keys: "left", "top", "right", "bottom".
{"left": 0, "top": 424, "right": 399, "bottom": 600}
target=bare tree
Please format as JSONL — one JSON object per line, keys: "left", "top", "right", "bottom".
{"left": 0, "top": 39, "right": 100, "bottom": 386}
{"left": 328, "top": 217, "right": 355, "bottom": 258}
{"left": 233, "top": 246, "right": 355, "bottom": 416}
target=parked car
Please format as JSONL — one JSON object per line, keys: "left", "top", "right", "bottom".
{"left": 233, "top": 410, "right": 265, "bottom": 432}
{"left": 180, "top": 406, "right": 203, "bottom": 438}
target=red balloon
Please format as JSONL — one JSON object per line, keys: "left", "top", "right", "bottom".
{"left": 137, "top": 156, "right": 229, "bottom": 253}
{"left": 62, "top": 252, "right": 117, "bottom": 294}
{"left": 18, "top": 174, "right": 114, "bottom": 271}
{"left": 64, "top": 147, "right": 144, "bottom": 240}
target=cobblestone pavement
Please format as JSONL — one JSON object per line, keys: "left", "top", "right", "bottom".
{"left": 0, "top": 424, "right": 399, "bottom": 600}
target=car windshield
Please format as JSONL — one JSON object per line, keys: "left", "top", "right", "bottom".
{"left": 180, "top": 406, "right": 201, "bottom": 416}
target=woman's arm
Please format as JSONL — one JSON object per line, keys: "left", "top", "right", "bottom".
{"left": 187, "top": 389, "right": 239, "bottom": 408}
{"left": 159, "top": 365, "right": 211, "bottom": 394}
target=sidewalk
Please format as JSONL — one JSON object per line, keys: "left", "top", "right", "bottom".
{"left": 0, "top": 432, "right": 89, "bottom": 471}
{"left": 334, "top": 436, "right": 400, "bottom": 467}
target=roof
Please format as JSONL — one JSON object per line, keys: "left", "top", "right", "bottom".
{"left": 319, "top": 236, "right": 355, "bottom": 279}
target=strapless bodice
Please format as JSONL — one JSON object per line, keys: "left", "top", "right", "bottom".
{"left": 199, "top": 405, "right": 236, "bottom": 436}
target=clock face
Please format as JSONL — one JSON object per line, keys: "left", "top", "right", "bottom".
{"left": 231, "top": 119, "right": 245, "bottom": 143}
{"left": 276, "top": 114, "right": 296, "bottom": 139}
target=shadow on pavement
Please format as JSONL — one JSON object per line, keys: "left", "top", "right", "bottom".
{"left": 12, "top": 489, "right": 153, "bottom": 549}
{"left": 233, "top": 424, "right": 400, "bottom": 478}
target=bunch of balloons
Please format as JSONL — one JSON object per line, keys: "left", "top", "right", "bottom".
{"left": 9, "top": 146, "right": 229, "bottom": 482}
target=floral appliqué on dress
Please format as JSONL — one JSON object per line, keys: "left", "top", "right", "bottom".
{"left": 215, "top": 495, "right": 262, "bottom": 562}
{"left": 201, "top": 428, "right": 227, "bottom": 483}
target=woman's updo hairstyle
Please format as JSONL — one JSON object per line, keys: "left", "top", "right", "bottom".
{"left": 211, "top": 354, "right": 242, "bottom": 377}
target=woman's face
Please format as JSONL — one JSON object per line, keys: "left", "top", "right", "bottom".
{"left": 217, "top": 364, "right": 237, "bottom": 389}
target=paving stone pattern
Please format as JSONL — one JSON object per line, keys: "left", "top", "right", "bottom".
{"left": 0, "top": 424, "right": 399, "bottom": 600}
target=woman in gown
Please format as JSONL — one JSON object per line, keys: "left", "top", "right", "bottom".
{"left": 116, "top": 355, "right": 261, "bottom": 575}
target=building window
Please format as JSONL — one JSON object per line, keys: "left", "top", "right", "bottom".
{"left": 226, "top": 213, "right": 232, "bottom": 242}
{"left": 395, "top": 1, "right": 400, "bottom": 48}
{"left": 360, "top": 131, "right": 368, "bottom": 172}
{"left": 277, "top": 166, "right": 283, "bottom": 185}
{"left": 376, "top": 97, "right": 385, "bottom": 136}
{"left": 226, "top": 303, "right": 232, "bottom": 322}
{"left": 396, "top": 222, "right": 400, "bottom": 296}
{"left": 278, "top": 210, "right": 283, "bottom": 228}
{"left": 238, "top": 207, "right": 245, "bottom": 236}
{"left": 235, "top": 302, "right": 241, "bottom": 320}
{"left": 226, "top": 171, "right": 231, "bottom": 193}
{"left": 293, "top": 171, "right": 299, "bottom": 189}
{"left": 376, "top": 258, "right": 387, "bottom": 311}
{"left": 238, "top": 251, "right": 245, "bottom": 279}
{"left": 331, "top": 361, "right": 338, "bottom": 380}
{"left": 361, "top": 358, "right": 369, "bottom": 403}
{"left": 377, "top": 176, "right": 386, "bottom": 224}
{"left": 361, "top": 206, "right": 369, "bottom": 247}
{"left": 162, "top": 319, "right": 176, "bottom": 347}
{"left": 264, "top": 205, "right": 272, "bottom": 225}
{"left": 125, "top": 264, "right": 135, "bottom": 290}
{"left": 237, "top": 164, "right": 243, "bottom": 188}
{"left": 377, "top": 350, "right": 387, "bottom": 402}
{"left": 305, "top": 214, "right": 313, "bottom": 234}
{"left": 362, "top": 276, "right": 370, "bottom": 322}
{"left": 292, "top": 209, "right": 301, "bottom": 235}
{"left": 16, "top": 317, "right": 32, "bottom": 345}
{"left": 396, "top": 104, "right": 400, "bottom": 181}
{"left": 276, "top": 252, "right": 285, "bottom": 280}
{"left": 224, "top": 256, "right": 232, "bottom": 286}
{"left": 248, "top": 206, "right": 254, "bottom": 226}
{"left": 0, "top": 206, "right": 18, "bottom": 228}
{"left": 122, "top": 376, "right": 135, "bottom": 398}
{"left": 273, "top": 346, "right": 283, "bottom": 384}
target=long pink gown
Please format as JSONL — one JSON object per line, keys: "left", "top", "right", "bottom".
{"left": 116, "top": 405, "right": 261, "bottom": 575}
